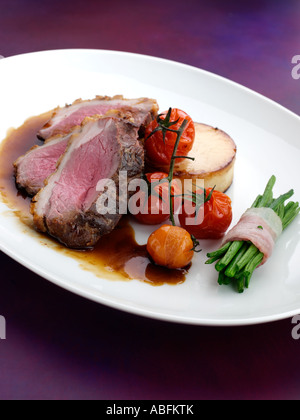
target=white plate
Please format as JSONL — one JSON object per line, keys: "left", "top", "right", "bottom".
{"left": 0, "top": 49, "right": 300, "bottom": 326}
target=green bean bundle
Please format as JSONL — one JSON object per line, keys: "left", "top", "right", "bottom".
{"left": 206, "top": 176, "right": 300, "bottom": 293}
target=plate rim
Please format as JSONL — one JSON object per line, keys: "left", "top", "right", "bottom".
{"left": 0, "top": 48, "right": 300, "bottom": 327}
{"left": 1, "top": 47, "right": 299, "bottom": 122}
{"left": 2, "top": 239, "right": 300, "bottom": 327}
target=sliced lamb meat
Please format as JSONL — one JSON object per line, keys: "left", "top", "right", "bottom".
{"left": 14, "top": 130, "right": 77, "bottom": 196}
{"left": 38, "top": 95, "right": 159, "bottom": 140}
{"left": 32, "top": 115, "right": 144, "bottom": 249}
{"left": 15, "top": 96, "right": 157, "bottom": 196}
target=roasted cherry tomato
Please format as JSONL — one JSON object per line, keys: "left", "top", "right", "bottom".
{"left": 179, "top": 188, "right": 233, "bottom": 239}
{"left": 147, "top": 225, "right": 194, "bottom": 269}
{"left": 132, "top": 172, "right": 182, "bottom": 225}
{"left": 145, "top": 108, "right": 195, "bottom": 167}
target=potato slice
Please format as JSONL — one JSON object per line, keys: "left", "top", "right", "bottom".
{"left": 145, "top": 123, "right": 237, "bottom": 193}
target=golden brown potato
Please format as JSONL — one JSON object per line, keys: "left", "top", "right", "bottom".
{"left": 145, "top": 122, "right": 237, "bottom": 193}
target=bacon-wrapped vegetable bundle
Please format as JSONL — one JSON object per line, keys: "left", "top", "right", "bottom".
{"left": 206, "top": 176, "right": 300, "bottom": 293}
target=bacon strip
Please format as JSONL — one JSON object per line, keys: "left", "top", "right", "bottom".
{"left": 223, "top": 208, "right": 283, "bottom": 265}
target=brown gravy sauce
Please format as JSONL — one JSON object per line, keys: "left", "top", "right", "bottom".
{"left": 0, "top": 113, "right": 188, "bottom": 286}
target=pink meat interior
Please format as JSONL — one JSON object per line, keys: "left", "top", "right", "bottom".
{"left": 18, "top": 138, "right": 69, "bottom": 190}
{"left": 47, "top": 121, "right": 121, "bottom": 218}
{"left": 55, "top": 103, "right": 127, "bottom": 135}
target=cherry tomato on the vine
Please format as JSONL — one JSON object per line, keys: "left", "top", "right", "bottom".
{"left": 132, "top": 172, "right": 182, "bottom": 225}
{"left": 147, "top": 225, "right": 194, "bottom": 269}
{"left": 179, "top": 188, "right": 233, "bottom": 239}
{"left": 145, "top": 108, "right": 195, "bottom": 167}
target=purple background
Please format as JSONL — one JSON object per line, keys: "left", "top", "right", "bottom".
{"left": 0, "top": 0, "right": 300, "bottom": 400}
